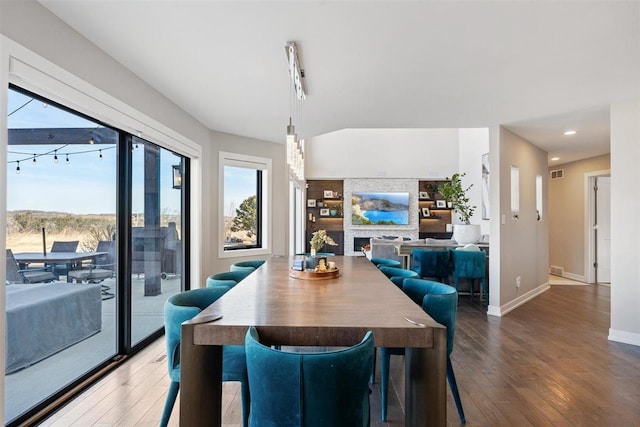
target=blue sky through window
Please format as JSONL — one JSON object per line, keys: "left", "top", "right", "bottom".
{"left": 7, "top": 88, "right": 181, "bottom": 215}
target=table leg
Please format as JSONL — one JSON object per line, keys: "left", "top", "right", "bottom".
{"left": 180, "top": 322, "right": 223, "bottom": 426}
{"left": 404, "top": 328, "right": 447, "bottom": 426}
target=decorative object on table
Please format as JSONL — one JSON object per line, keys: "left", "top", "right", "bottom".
{"left": 330, "top": 209, "right": 337, "bottom": 216}
{"left": 419, "top": 191, "right": 429, "bottom": 199}
{"left": 307, "top": 199, "right": 316, "bottom": 207}
{"left": 421, "top": 207, "right": 431, "bottom": 218}
{"left": 291, "top": 259, "right": 305, "bottom": 271}
{"left": 309, "top": 229, "right": 338, "bottom": 256}
{"left": 305, "top": 255, "right": 327, "bottom": 271}
{"left": 438, "top": 172, "right": 480, "bottom": 244}
{"left": 317, "top": 201, "right": 324, "bottom": 207}
{"left": 436, "top": 200, "right": 447, "bottom": 208}
{"left": 289, "top": 262, "right": 340, "bottom": 280}
{"left": 319, "top": 208, "right": 330, "bottom": 216}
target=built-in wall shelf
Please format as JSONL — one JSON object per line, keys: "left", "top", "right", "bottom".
{"left": 418, "top": 180, "right": 453, "bottom": 238}
{"left": 306, "top": 179, "right": 345, "bottom": 255}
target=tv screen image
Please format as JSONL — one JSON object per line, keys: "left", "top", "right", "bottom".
{"left": 352, "top": 192, "right": 410, "bottom": 225}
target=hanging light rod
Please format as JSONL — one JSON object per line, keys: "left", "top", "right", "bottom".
{"left": 285, "top": 41, "right": 306, "bottom": 100}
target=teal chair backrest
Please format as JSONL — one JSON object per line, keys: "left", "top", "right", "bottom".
{"left": 451, "top": 249, "right": 486, "bottom": 279}
{"left": 231, "top": 260, "right": 265, "bottom": 271}
{"left": 245, "top": 326, "right": 374, "bottom": 427}
{"left": 402, "top": 278, "right": 458, "bottom": 355}
{"left": 206, "top": 270, "right": 253, "bottom": 288}
{"left": 411, "top": 248, "right": 451, "bottom": 280}
{"left": 164, "top": 287, "right": 230, "bottom": 380}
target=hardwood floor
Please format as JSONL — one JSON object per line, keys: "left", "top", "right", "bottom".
{"left": 40, "top": 284, "right": 640, "bottom": 426}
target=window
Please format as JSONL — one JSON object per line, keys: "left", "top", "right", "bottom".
{"left": 511, "top": 165, "right": 520, "bottom": 219}
{"left": 536, "top": 174, "right": 543, "bottom": 221}
{"left": 219, "top": 152, "right": 271, "bottom": 256}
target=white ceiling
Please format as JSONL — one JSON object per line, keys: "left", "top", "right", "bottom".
{"left": 39, "top": 1, "right": 640, "bottom": 165}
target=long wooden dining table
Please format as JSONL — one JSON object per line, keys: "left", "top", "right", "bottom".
{"left": 180, "top": 256, "right": 447, "bottom": 426}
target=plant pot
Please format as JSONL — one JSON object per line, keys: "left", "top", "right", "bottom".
{"left": 453, "top": 224, "right": 481, "bottom": 245}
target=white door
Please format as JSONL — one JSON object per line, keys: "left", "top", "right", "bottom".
{"left": 596, "top": 176, "right": 611, "bottom": 283}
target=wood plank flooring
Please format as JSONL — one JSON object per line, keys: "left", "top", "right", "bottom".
{"left": 39, "top": 284, "right": 640, "bottom": 426}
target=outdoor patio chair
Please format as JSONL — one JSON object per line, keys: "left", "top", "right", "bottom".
{"left": 49, "top": 240, "right": 80, "bottom": 278}
{"left": 68, "top": 241, "right": 115, "bottom": 300}
{"left": 6, "top": 249, "right": 56, "bottom": 284}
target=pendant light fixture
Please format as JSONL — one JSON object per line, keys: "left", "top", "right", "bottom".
{"left": 285, "top": 41, "right": 306, "bottom": 180}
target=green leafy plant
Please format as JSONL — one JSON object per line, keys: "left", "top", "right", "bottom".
{"left": 310, "top": 229, "right": 338, "bottom": 252}
{"left": 437, "top": 173, "right": 476, "bottom": 224}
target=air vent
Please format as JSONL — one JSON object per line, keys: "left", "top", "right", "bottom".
{"left": 550, "top": 265, "right": 564, "bottom": 276}
{"left": 550, "top": 169, "right": 564, "bottom": 180}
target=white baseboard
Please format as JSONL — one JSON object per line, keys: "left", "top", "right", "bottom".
{"left": 563, "top": 271, "right": 586, "bottom": 282}
{"left": 486, "top": 281, "right": 551, "bottom": 317}
{"left": 608, "top": 329, "right": 640, "bottom": 347}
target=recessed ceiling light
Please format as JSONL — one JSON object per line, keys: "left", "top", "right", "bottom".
{"left": 563, "top": 130, "right": 577, "bottom": 136}
{"left": 551, "top": 157, "right": 560, "bottom": 161}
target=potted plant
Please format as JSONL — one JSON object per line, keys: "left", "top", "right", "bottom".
{"left": 438, "top": 173, "right": 481, "bottom": 244}
{"left": 309, "top": 229, "right": 337, "bottom": 256}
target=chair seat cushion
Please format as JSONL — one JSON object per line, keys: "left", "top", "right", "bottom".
{"left": 68, "top": 268, "right": 113, "bottom": 281}
{"left": 23, "top": 270, "right": 56, "bottom": 283}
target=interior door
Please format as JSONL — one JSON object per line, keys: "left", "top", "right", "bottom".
{"left": 596, "top": 176, "right": 611, "bottom": 283}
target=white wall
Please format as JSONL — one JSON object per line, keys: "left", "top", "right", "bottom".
{"left": 609, "top": 99, "right": 640, "bottom": 346}
{"left": 488, "top": 127, "right": 549, "bottom": 316}
{"left": 305, "top": 128, "right": 459, "bottom": 179}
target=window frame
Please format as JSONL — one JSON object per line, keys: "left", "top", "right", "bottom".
{"left": 218, "top": 151, "right": 272, "bottom": 258}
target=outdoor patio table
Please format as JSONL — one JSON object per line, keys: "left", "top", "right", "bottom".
{"left": 14, "top": 252, "right": 106, "bottom": 282}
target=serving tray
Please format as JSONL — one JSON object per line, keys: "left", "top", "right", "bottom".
{"left": 289, "top": 268, "right": 340, "bottom": 280}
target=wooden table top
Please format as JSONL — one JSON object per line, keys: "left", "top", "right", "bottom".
{"left": 192, "top": 256, "right": 443, "bottom": 348}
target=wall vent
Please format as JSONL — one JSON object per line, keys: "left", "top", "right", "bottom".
{"left": 550, "top": 265, "right": 564, "bottom": 276}
{"left": 550, "top": 169, "right": 564, "bottom": 180}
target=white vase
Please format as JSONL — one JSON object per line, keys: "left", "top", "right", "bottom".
{"left": 453, "top": 224, "right": 481, "bottom": 245}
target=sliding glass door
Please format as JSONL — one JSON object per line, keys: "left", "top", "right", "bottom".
{"left": 130, "top": 136, "right": 184, "bottom": 346}
{"left": 5, "top": 86, "right": 187, "bottom": 425}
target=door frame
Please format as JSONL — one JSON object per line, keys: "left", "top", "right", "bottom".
{"left": 584, "top": 169, "right": 611, "bottom": 283}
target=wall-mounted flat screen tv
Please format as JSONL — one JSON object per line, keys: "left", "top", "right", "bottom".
{"left": 352, "top": 192, "right": 410, "bottom": 225}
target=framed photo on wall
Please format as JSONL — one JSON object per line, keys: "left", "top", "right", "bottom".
{"left": 323, "top": 190, "right": 334, "bottom": 198}
{"left": 307, "top": 199, "right": 316, "bottom": 207}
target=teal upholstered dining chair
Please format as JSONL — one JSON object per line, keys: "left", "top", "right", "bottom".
{"left": 245, "top": 326, "right": 374, "bottom": 427}
{"left": 230, "top": 259, "right": 265, "bottom": 272}
{"left": 206, "top": 269, "right": 253, "bottom": 288}
{"left": 378, "top": 265, "right": 419, "bottom": 289}
{"left": 410, "top": 248, "right": 451, "bottom": 284}
{"left": 370, "top": 257, "right": 402, "bottom": 269}
{"left": 161, "top": 287, "right": 250, "bottom": 427}
{"left": 380, "top": 279, "right": 466, "bottom": 423}
{"left": 451, "top": 248, "right": 487, "bottom": 302}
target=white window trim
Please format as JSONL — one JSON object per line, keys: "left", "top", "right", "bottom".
{"left": 218, "top": 151, "right": 272, "bottom": 258}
